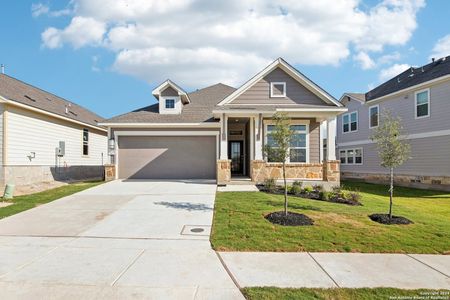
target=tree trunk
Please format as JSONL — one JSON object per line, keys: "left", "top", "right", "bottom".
{"left": 282, "top": 161, "right": 288, "bottom": 216}
{"left": 389, "top": 167, "right": 394, "bottom": 220}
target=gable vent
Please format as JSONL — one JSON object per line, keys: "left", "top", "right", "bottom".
{"left": 24, "top": 95, "right": 36, "bottom": 102}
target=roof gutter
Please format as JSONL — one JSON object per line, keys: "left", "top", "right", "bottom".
{"left": 0, "top": 95, "right": 107, "bottom": 132}
{"left": 98, "top": 122, "right": 221, "bottom": 128}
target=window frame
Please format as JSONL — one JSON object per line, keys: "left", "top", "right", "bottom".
{"left": 264, "top": 120, "right": 309, "bottom": 163}
{"left": 270, "top": 82, "right": 286, "bottom": 98}
{"left": 414, "top": 88, "right": 430, "bottom": 119}
{"left": 82, "top": 128, "right": 89, "bottom": 156}
{"left": 368, "top": 104, "right": 379, "bottom": 129}
{"left": 165, "top": 98, "right": 175, "bottom": 109}
{"left": 339, "top": 148, "right": 363, "bottom": 165}
{"left": 342, "top": 111, "right": 358, "bottom": 134}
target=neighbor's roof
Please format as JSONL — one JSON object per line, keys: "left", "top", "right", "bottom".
{"left": 103, "top": 83, "right": 236, "bottom": 123}
{"left": 343, "top": 93, "right": 365, "bottom": 102}
{"left": 366, "top": 55, "right": 450, "bottom": 101}
{"left": 0, "top": 74, "right": 105, "bottom": 128}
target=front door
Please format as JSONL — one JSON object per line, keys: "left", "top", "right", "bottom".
{"left": 229, "top": 141, "right": 243, "bottom": 175}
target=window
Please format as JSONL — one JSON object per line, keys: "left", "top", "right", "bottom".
{"left": 369, "top": 105, "right": 379, "bottom": 128}
{"left": 266, "top": 123, "right": 308, "bottom": 163}
{"left": 270, "top": 82, "right": 286, "bottom": 97}
{"left": 165, "top": 99, "right": 175, "bottom": 109}
{"left": 415, "top": 89, "right": 429, "bottom": 118}
{"left": 342, "top": 111, "right": 358, "bottom": 133}
{"left": 82, "top": 129, "right": 89, "bottom": 156}
{"left": 339, "top": 148, "right": 363, "bottom": 165}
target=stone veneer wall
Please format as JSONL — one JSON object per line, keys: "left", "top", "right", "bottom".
{"left": 342, "top": 171, "right": 450, "bottom": 192}
{"left": 251, "top": 160, "right": 325, "bottom": 183}
{"left": 104, "top": 164, "right": 116, "bottom": 181}
{"left": 217, "top": 160, "right": 231, "bottom": 185}
{"left": 323, "top": 160, "right": 340, "bottom": 183}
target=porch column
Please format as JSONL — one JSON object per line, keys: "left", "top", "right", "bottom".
{"left": 220, "top": 113, "right": 228, "bottom": 159}
{"left": 319, "top": 120, "right": 325, "bottom": 162}
{"left": 254, "top": 113, "right": 263, "bottom": 160}
{"left": 326, "top": 117, "right": 336, "bottom": 161}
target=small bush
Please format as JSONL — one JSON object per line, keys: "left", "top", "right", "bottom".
{"left": 292, "top": 180, "right": 303, "bottom": 188}
{"left": 303, "top": 186, "right": 313, "bottom": 193}
{"left": 331, "top": 185, "right": 342, "bottom": 194}
{"left": 263, "top": 178, "right": 277, "bottom": 193}
{"left": 312, "top": 184, "right": 323, "bottom": 192}
{"left": 347, "top": 191, "right": 362, "bottom": 202}
{"left": 319, "top": 191, "right": 332, "bottom": 201}
{"left": 289, "top": 184, "right": 302, "bottom": 195}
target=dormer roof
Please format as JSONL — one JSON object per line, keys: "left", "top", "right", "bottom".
{"left": 152, "top": 79, "right": 191, "bottom": 104}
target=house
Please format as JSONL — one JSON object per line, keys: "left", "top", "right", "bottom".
{"left": 100, "top": 58, "right": 347, "bottom": 186}
{"left": 337, "top": 55, "right": 450, "bottom": 191}
{"left": 0, "top": 73, "right": 108, "bottom": 192}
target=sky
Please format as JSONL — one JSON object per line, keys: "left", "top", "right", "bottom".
{"left": 0, "top": 0, "right": 449, "bottom": 119}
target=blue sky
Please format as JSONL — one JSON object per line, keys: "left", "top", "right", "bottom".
{"left": 0, "top": 0, "right": 449, "bottom": 119}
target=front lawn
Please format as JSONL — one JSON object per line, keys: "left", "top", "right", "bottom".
{"left": 211, "top": 181, "right": 450, "bottom": 253}
{"left": 0, "top": 181, "right": 103, "bottom": 219}
{"left": 242, "top": 287, "right": 450, "bottom": 300}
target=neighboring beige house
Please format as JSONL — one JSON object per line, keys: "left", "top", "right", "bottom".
{"left": 0, "top": 73, "right": 108, "bottom": 191}
{"left": 337, "top": 55, "right": 450, "bottom": 191}
{"left": 100, "top": 58, "right": 347, "bottom": 186}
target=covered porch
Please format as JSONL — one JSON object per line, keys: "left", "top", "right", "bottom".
{"left": 214, "top": 109, "right": 340, "bottom": 186}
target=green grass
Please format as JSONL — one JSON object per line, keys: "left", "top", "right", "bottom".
{"left": 211, "top": 181, "right": 450, "bottom": 253}
{"left": 242, "top": 287, "right": 450, "bottom": 300}
{"left": 0, "top": 181, "right": 103, "bottom": 219}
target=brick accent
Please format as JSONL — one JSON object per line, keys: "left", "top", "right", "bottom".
{"left": 250, "top": 160, "right": 325, "bottom": 183}
{"left": 104, "top": 164, "right": 116, "bottom": 181}
{"left": 217, "top": 160, "right": 231, "bottom": 184}
{"left": 323, "top": 160, "right": 340, "bottom": 183}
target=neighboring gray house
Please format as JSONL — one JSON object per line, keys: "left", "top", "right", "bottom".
{"left": 337, "top": 56, "right": 450, "bottom": 191}
{"left": 100, "top": 58, "right": 347, "bottom": 185}
{"left": 0, "top": 73, "right": 108, "bottom": 192}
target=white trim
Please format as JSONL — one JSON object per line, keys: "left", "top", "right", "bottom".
{"left": 270, "top": 82, "right": 286, "bottom": 98}
{"left": 212, "top": 107, "right": 347, "bottom": 115}
{"left": 151, "top": 79, "right": 190, "bottom": 104}
{"left": 217, "top": 58, "right": 342, "bottom": 107}
{"left": 339, "top": 93, "right": 365, "bottom": 103}
{"left": 0, "top": 95, "right": 107, "bottom": 132}
{"left": 339, "top": 147, "right": 363, "bottom": 165}
{"left": 250, "top": 117, "right": 255, "bottom": 160}
{"left": 368, "top": 104, "right": 379, "bottom": 129}
{"left": 98, "top": 122, "right": 221, "bottom": 128}
{"left": 414, "top": 88, "right": 430, "bottom": 119}
{"left": 341, "top": 111, "right": 358, "bottom": 134}
{"left": 337, "top": 128, "right": 450, "bottom": 147}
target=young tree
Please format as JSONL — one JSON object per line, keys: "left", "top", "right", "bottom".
{"left": 264, "top": 112, "right": 294, "bottom": 216}
{"left": 371, "top": 111, "right": 410, "bottom": 220}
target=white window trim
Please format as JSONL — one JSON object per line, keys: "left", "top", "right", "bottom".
{"left": 342, "top": 111, "right": 358, "bottom": 134}
{"left": 270, "top": 82, "right": 286, "bottom": 98}
{"left": 82, "top": 128, "right": 89, "bottom": 157}
{"left": 339, "top": 147, "right": 363, "bottom": 165}
{"left": 264, "top": 120, "right": 310, "bottom": 163}
{"left": 165, "top": 98, "right": 175, "bottom": 109}
{"left": 414, "top": 88, "right": 430, "bottom": 119}
{"left": 368, "top": 104, "right": 379, "bottom": 129}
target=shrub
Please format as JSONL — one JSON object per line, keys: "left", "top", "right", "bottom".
{"left": 347, "top": 191, "right": 362, "bottom": 203}
{"left": 319, "top": 191, "right": 332, "bottom": 201}
{"left": 289, "top": 184, "right": 302, "bottom": 195}
{"left": 303, "top": 186, "right": 313, "bottom": 193}
{"left": 331, "top": 185, "right": 342, "bottom": 194}
{"left": 264, "top": 178, "right": 277, "bottom": 193}
{"left": 292, "top": 180, "right": 303, "bottom": 188}
{"left": 312, "top": 184, "right": 323, "bottom": 192}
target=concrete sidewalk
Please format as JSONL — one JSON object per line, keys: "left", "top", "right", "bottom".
{"left": 219, "top": 252, "right": 450, "bottom": 289}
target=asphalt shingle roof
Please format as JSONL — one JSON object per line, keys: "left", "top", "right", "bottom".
{"left": 366, "top": 55, "right": 450, "bottom": 101}
{"left": 105, "top": 83, "right": 236, "bottom": 123}
{"left": 0, "top": 74, "right": 104, "bottom": 127}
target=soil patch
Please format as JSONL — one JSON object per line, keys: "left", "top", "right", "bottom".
{"left": 265, "top": 211, "right": 314, "bottom": 226}
{"left": 369, "top": 213, "right": 413, "bottom": 225}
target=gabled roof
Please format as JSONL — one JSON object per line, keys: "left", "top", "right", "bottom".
{"left": 152, "top": 79, "right": 191, "bottom": 104}
{"left": 0, "top": 73, "right": 105, "bottom": 130}
{"left": 217, "top": 57, "right": 342, "bottom": 107}
{"left": 339, "top": 93, "right": 365, "bottom": 103}
{"left": 366, "top": 55, "right": 450, "bottom": 101}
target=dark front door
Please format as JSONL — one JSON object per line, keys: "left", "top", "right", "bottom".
{"left": 229, "top": 141, "right": 244, "bottom": 175}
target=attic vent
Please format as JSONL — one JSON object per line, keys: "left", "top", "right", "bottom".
{"left": 24, "top": 95, "right": 36, "bottom": 102}
{"left": 69, "top": 111, "right": 78, "bottom": 116}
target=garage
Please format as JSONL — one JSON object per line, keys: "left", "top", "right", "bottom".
{"left": 117, "top": 135, "right": 217, "bottom": 179}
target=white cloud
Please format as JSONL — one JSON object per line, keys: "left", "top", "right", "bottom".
{"left": 377, "top": 52, "right": 401, "bottom": 65}
{"left": 354, "top": 52, "right": 376, "bottom": 69}
{"left": 379, "top": 63, "right": 410, "bottom": 81}
{"left": 39, "top": 0, "right": 425, "bottom": 88}
{"left": 32, "top": 2, "right": 72, "bottom": 18}
{"left": 430, "top": 34, "right": 450, "bottom": 60}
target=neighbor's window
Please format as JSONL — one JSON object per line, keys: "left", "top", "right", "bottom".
{"left": 165, "top": 99, "right": 175, "bottom": 109}
{"left": 266, "top": 124, "right": 308, "bottom": 163}
{"left": 270, "top": 82, "right": 286, "bottom": 97}
{"left": 340, "top": 148, "right": 363, "bottom": 165}
{"left": 83, "top": 128, "right": 89, "bottom": 156}
{"left": 342, "top": 111, "right": 358, "bottom": 133}
{"left": 369, "top": 105, "right": 379, "bottom": 128}
{"left": 415, "top": 89, "right": 429, "bottom": 118}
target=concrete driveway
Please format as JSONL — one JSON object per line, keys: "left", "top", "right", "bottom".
{"left": 0, "top": 180, "right": 243, "bottom": 300}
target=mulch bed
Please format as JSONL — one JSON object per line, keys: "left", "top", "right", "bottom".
{"left": 265, "top": 211, "right": 314, "bottom": 226}
{"left": 369, "top": 213, "right": 413, "bottom": 225}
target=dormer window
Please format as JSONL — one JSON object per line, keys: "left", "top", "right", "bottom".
{"left": 165, "top": 99, "right": 175, "bottom": 109}
{"left": 270, "top": 82, "right": 286, "bottom": 98}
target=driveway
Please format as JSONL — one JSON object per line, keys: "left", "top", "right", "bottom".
{"left": 0, "top": 180, "right": 243, "bottom": 299}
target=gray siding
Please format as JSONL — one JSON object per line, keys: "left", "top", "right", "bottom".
{"left": 232, "top": 68, "right": 331, "bottom": 106}
{"left": 160, "top": 86, "right": 179, "bottom": 97}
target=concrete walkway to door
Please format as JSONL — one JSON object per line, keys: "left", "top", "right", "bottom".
{"left": 0, "top": 180, "right": 243, "bottom": 300}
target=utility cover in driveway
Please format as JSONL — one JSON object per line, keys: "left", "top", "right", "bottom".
{"left": 118, "top": 136, "right": 216, "bottom": 179}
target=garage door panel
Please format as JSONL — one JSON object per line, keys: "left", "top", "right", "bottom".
{"left": 118, "top": 136, "right": 216, "bottom": 179}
